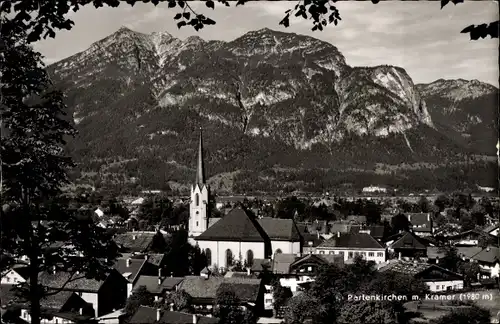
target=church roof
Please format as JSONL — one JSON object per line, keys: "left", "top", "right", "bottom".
{"left": 195, "top": 208, "right": 268, "bottom": 242}
{"left": 257, "top": 218, "right": 302, "bottom": 241}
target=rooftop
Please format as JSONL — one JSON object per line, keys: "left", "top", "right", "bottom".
{"left": 179, "top": 276, "right": 261, "bottom": 303}
{"left": 196, "top": 208, "right": 268, "bottom": 242}
{"left": 257, "top": 218, "right": 301, "bottom": 241}
{"left": 317, "top": 233, "right": 384, "bottom": 250}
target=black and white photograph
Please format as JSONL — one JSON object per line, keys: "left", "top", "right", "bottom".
{"left": 1, "top": 1, "right": 499, "bottom": 324}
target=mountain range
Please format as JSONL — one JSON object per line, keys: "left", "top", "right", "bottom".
{"left": 47, "top": 27, "right": 499, "bottom": 194}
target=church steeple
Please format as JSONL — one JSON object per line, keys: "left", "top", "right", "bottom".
{"left": 195, "top": 127, "right": 206, "bottom": 187}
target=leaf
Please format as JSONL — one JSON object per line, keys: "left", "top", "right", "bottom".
{"left": 279, "top": 14, "right": 290, "bottom": 28}
{"left": 451, "top": 0, "right": 464, "bottom": 4}
{"left": 178, "top": 0, "right": 185, "bottom": 8}
{"left": 206, "top": 0, "right": 215, "bottom": 9}
{"left": 174, "top": 13, "right": 182, "bottom": 20}
{"left": 177, "top": 21, "right": 187, "bottom": 29}
{"left": 183, "top": 12, "right": 190, "bottom": 19}
{"left": 168, "top": 1, "right": 176, "bottom": 8}
{"left": 203, "top": 18, "right": 216, "bottom": 25}
{"left": 371, "top": 0, "right": 380, "bottom": 4}
{"left": 236, "top": 0, "right": 246, "bottom": 6}
{"left": 440, "top": 0, "right": 450, "bottom": 9}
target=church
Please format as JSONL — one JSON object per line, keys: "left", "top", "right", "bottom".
{"left": 188, "top": 129, "right": 303, "bottom": 269}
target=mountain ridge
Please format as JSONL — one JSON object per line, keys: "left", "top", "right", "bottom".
{"left": 47, "top": 27, "right": 498, "bottom": 193}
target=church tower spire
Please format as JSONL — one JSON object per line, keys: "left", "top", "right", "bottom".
{"left": 189, "top": 126, "right": 209, "bottom": 240}
{"left": 195, "top": 127, "right": 206, "bottom": 187}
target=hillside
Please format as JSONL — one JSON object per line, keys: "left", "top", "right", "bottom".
{"left": 47, "top": 27, "right": 499, "bottom": 194}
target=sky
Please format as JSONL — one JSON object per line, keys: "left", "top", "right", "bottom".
{"left": 34, "top": 1, "right": 499, "bottom": 86}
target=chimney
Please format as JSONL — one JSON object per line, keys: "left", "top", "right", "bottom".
{"left": 246, "top": 267, "right": 251, "bottom": 276}
{"left": 486, "top": 247, "right": 490, "bottom": 252}
{"left": 144, "top": 254, "right": 148, "bottom": 260}
{"left": 79, "top": 308, "right": 83, "bottom": 315}
{"left": 156, "top": 308, "right": 161, "bottom": 321}
{"left": 170, "top": 303, "right": 174, "bottom": 311}
{"left": 158, "top": 268, "right": 162, "bottom": 278}
{"left": 192, "top": 314, "right": 198, "bottom": 324}
{"left": 52, "top": 266, "right": 56, "bottom": 274}
{"left": 132, "top": 235, "right": 137, "bottom": 240}
{"left": 126, "top": 258, "right": 131, "bottom": 267}
{"left": 337, "top": 232, "right": 340, "bottom": 238}
{"left": 317, "top": 231, "right": 320, "bottom": 239}
{"left": 427, "top": 214, "right": 430, "bottom": 222}
{"left": 158, "top": 277, "right": 162, "bottom": 285}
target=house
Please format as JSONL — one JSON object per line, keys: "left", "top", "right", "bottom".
{"left": 388, "top": 231, "right": 428, "bottom": 259}
{"left": 426, "top": 246, "right": 483, "bottom": 264}
{"left": 133, "top": 275, "right": 184, "bottom": 300}
{"left": 124, "top": 253, "right": 169, "bottom": 276}
{"left": 37, "top": 269, "right": 128, "bottom": 317}
{"left": 113, "top": 257, "right": 148, "bottom": 298}
{"left": 315, "top": 233, "right": 386, "bottom": 264}
{"left": 301, "top": 233, "right": 323, "bottom": 255}
{"left": 483, "top": 223, "right": 499, "bottom": 237}
{"left": 19, "top": 291, "right": 96, "bottom": 324}
{"left": 96, "top": 308, "right": 125, "bottom": 324}
{"left": 379, "top": 260, "right": 464, "bottom": 292}
{"left": 405, "top": 213, "right": 433, "bottom": 237}
{"left": 114, "top": 231, "right": 167, "bottom": 253}
{"left": 468, "top": 246, "right": 500, "bottom": 279}
{"left": 346, "top": 215, "right": 367, "bottom": 225}
{"left": 272, "top": 253, "right": 344, "bottom": 292}
{"left": 249, "top": 259, "right": 272, "bottom": 275}
{"left": 178, "top": 271, "right": 263, "bottom": 315}
{"left": 129, "top": 306, "right": 219, "bottom": 324}
{"left": 448, "top": 229, "right": 497, "bottom": 247}
{"left": 1, "top": 266, "right": 29, "bottom": 285}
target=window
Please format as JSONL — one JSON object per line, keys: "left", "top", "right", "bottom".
{"left": 196, "top": 221, "right": 199, "bottom": 227}
{"left": 368, "top": 252, "right": 374, "bottom": 257}
{"left": 307, "top": 266, "right": 312, "bottom": 272}
{"left": 206, "top": 248, "right": 212, "bottom": 265}
{"left": 377, "top": 252, "right": 384, "bottom": 257}
{"left": 348, "top": 252, "right": 353, "bottom": 258}
{"left": 6, "top": 277, "right": 10, "bottom": 282}
{"left": 319, "top": 251, "right": 325, "bottom": 254}
{"left": 329, "top": 251, "right": 335, "bottom": 255}
{"left": 226, "top": 249, "right": 233, "bottom": 267}
{"left": 339, "top": 251, "right": 344, "bottom": 256}
{"left": 246, "top": 250, "right": 254, "bottom": 265}
{"left": 265, "top": 299, "right": 273, "bottom": 304}
{"left": 195, "top": 194, "right": 199, "bottom": 206}
{"left": 275, "top": 249, "right": 282, "bottom": 255}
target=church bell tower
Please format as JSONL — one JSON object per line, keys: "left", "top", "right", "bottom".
{"left": 188, "top": 127, "right": 209, "bottom": 238}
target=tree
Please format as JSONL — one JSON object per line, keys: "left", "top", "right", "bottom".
{"left": 123, "top": 286, "right": 155, "bottom": 319}
{"left": 459, "top": 210, "right": 476, "bottom": 232}
{"left": 272, "top": 283, "right": 293, "bottom": 316}
{"left": 166, "top": 289, "right": 193, "bottom": 312}
{"left": 458, "top": 262, "right": 481, "bottom": 287}
{"left": 434, "top": 194, "right": 451, "bottom": 212}
{"left": 418, "top": 196, "right": 431, "bottom": 213}
{"left": 0, "top": 17, "right": 119, "bottom": 324}
{"left": 276, "top": 196, "right": 306, "bottom": 220}
{"left": 214, "top": 285, "right": 256, "bottom": 324}
{"left": 431, "top": 304, "right": 491, "bottom": 324}
{"left": 439, "top": 246, "right": 462, "bottom": 272}
{"left": 337, "top": 300, "right": 398, "bottom": 324}
{"left": 284, "top": 292, "right": 321, "bottom": 324}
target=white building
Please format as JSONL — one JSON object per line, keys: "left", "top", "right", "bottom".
{"left": 315, "top": 233, "right": 386, "bottom": 264}
{"left": 362, "top": 186, "right": 387, "bottom": 193}
{"left": 188, "top": 128, "right": 302, "bottom": 268}
{"left": 1, "top": 266, "right": 28, "bottom": 285}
